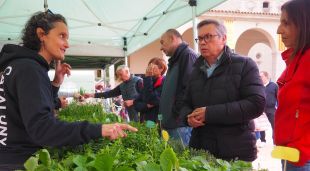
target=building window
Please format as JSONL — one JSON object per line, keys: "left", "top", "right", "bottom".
{"left": 263, "top": 1, "right": 270, "bottom": 12}
{"left": 263, "top": 1, "right": 269, "bottom": 8}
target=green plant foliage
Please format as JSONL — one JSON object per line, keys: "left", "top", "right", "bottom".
{"left": 160, "top": 147, "right": 179, "bottom": 171}
{"left": 22, "top": 103, "right": 265, "bottom": 171}
{"left": 137, "top": 163, "right": 161, "bottom": 171}
{"left": 72, "top": 155, "right": 88, "bottom": 169}
{"left": 114, "top": 166, "right": 135, "bottom": 171}
{"left": 91, "top": 154, "right": 114, "bottom": 171}
{"left": 24, "top": 157, "right": 39, "bottom": 171}
{"left": 79, "top": 87, "right": 86, "bottom": 95}
{"left": 38, "top": 149, "right": 51, "bottom": 166}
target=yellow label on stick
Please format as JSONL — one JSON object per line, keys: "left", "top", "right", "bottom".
{"left": 271, "top": 146, "right": 300, "bottom": 162}
{"left": 162, "top": 130, "right": 169, "bottom": 142}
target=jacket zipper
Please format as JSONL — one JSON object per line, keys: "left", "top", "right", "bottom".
{"left": 295, "top": 109, "right": 299, "bottom": 118}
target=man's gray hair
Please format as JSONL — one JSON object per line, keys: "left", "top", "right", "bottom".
{"left": 116, "top": 65, "right": 130, "bottom": 73}
{"left": 197, "top": 19, "right": 227, "bottom": 38}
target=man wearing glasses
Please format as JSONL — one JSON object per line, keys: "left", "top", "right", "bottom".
{"left": 180, "top": 19, "right": 266, "bottom": 162}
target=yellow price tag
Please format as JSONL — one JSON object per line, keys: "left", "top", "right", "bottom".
{"left": 162, "top": 130, "right": 169, "bottom": 142}
{"left": 271, "top": 146, "right": 300, "bottom": 162}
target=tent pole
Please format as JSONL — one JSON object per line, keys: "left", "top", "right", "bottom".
{"left": 189, "top": 0, "right": 198, "bottom": 54}
{"left": 44, "top": 0, "right": 48, "bottom": 12}
{"left": 125, "top": 53, "right": 128, "bottom": 66}
{"left": 123, "top": 37, "right": 128, "bottom": 66}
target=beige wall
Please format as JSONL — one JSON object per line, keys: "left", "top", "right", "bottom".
{"left": 128, "top": 28, "right": 196, "bottom": 74}
{"left": 128, "top": 39, "right": 164, "bottom": 74}
{"left": 182, "top": 28, "right": 195, "bottom": 50}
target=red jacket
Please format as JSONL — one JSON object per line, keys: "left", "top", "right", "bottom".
{"left": 275, "top": 48, "right": 310, "bottom": 166}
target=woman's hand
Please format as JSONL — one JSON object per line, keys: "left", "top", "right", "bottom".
{"left": 52, "top": 60, "right": 71, "bottom": 87}
{"left": 101, "top": 123, "right": 138, "bottom": 140}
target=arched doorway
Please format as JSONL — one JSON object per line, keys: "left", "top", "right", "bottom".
{"left": 235, "top": 28, "right": 277, "bottom": 80}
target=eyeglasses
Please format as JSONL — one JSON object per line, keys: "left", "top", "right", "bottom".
{"left": 195, "top": 34, "right": 219, "bottom": 43}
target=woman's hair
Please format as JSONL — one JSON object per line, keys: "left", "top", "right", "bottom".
{"left": 148, "top": 57, "right": 167, "bottom": 75}
{"left": 21, "top": 10, "right": 67, "bottom": 51}
{"left": 281, "top": 0, "right": 310, "bottom": 56}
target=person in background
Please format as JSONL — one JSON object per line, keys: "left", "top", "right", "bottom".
{"left": 180, "top": 19, "right": 265, "bottom": 162}
{"left": 259, "top": 71, "right": 278, "bottom": 143}
{"left": 275, "top": 0, "right": 310, "bottom": 169}
{"left": 133, "top": 57, "right": 167, "bottom": 123}
{"left": 84, "top": 65, "right": 143, "bottom": 122}
{"left": 54, "top": 96, "right": 68, "bottom": 110}
{"left": 94, "top": 81, "right": 113, "bottom": 112}
{"left": 0, "top": 11, "right": 137, "bottom": 170}
{"left": 159, "top": 29, "right": 198, "bottom": 146}
{"left": 253, "top": 111, "right": 270, "bottom": 148}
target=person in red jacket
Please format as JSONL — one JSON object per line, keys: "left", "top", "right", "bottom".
{"left": 275, "top": 0, "right": 310, "bottom": 169}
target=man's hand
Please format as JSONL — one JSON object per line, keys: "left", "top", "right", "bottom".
{"left": 101, "top": 123, "right": 138, "bottom": 140}
{"left": 95, "top": 83, "right": 104, "bottom": 92}
{"left": 147, "top": 104, "right": 154, "bottom": 108}
{"left": 124, "top": 100, "right": 134, "bottom": 107}
{"left": 52, "top": 60, "right": 71, "bottom": 87}
{"left": 187, "top": 107, "right": 206, "bottom": 128}
{"left": 73, "top": 93, "right": 86, "bottom": 102}
{"left": 83, "top": 93, "right": 95, "bottom": 98}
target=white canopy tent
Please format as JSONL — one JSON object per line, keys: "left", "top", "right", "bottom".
{"left": 0, "top": 0, "right": 226, "bottom": 65}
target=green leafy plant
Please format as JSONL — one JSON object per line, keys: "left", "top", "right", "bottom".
{"left": 79, "top": 87, "right": 86, "bottom": 95}
{"left": 24, "top": 149, "right": 54, "bottom": 171}
{"left": 23, "top": 103, "right": 265, "bottom": 171}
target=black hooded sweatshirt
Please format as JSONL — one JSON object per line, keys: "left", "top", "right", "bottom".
{"left": 0, "top": 44, "right": 102, "bottom": 165}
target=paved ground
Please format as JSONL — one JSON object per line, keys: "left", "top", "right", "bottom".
{"left": 252, "top": 127, "right": 282, "bottom": 171}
